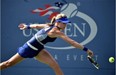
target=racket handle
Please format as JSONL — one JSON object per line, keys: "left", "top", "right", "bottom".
{"left": 87, "top": 56, "right": 94, "bottom": 63}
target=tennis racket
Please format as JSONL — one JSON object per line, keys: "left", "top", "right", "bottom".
{"left": 87, "top": 55, "right": 100, "bottom": 69}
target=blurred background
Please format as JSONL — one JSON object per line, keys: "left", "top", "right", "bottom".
{"left": 1, "top": 0, "right": 115, "bottom": 75}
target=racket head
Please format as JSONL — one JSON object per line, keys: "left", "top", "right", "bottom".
{"left": 87, "top": 55, "right": 100, "bottom": 69}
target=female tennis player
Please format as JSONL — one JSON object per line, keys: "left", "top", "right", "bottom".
{"left": 0, "top": 13, "right": 93, "bottom": 75}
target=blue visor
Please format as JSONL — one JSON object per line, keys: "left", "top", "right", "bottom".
{"left": 55, "top": 17, "right": 71, "bottom": 24}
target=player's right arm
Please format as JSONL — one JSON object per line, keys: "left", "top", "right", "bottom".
{"left": 59, "top": 32, "right": 94, "bottom": 56}
{"left": 49, "top": 30, "right": 94, "bottom": 57}
{"left": 18, "top": 23, "right": 48, "bottom": 30}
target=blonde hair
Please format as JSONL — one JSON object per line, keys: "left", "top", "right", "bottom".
{"left": 48, "top": 13, "right": 67, "bottom": 26}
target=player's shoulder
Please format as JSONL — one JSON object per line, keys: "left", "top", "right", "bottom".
{"left": 53, "top": 29, "right": 65, "bottom": 37}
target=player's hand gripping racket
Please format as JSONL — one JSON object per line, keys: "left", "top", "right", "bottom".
{"left": 87, "top": 55, "right": 100, "bottom": 69}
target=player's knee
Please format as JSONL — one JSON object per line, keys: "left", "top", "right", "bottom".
{"left": 48, "top": 61, "right": 58, "bottom": 68}
{"left": 2, "top": 61, "right": 13, "bottom": 68}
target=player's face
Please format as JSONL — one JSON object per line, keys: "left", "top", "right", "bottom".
{"left": 58, "top": 22, "right": 66, "bottom": 30}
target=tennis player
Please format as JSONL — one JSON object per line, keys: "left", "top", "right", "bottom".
{"left": 0, "top": 13, "right": 93, "bottom": 75}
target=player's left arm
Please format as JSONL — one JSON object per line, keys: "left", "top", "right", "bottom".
{"left": 18, "top": 23, "right": 48, "bottom": 30}
{"left": 27, "top": 24, "right": 48, "bottom": 29}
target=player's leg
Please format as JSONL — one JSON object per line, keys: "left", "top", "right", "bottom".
{"left": 0, "top": 53, "right": 24, "bottom": 70}
{"left": 35, "top": 49, "right": 64, "bottom": 75}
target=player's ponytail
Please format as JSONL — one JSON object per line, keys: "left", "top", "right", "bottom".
{"left": 51, "top": 16, "right": 56, "bottom": 24}
{"left": 47, "top": 16, "right": 56, "bottom": 26}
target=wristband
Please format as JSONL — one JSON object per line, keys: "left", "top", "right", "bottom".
{"left": 26, "top": 25, "right": 31, "bottom": 29}
{"left": 83, "top": 47, "right": 88, "bottom": 52}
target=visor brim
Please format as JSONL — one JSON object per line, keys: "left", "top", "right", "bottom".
{"left": 56, "top": 20, "right": 71, "bottom": 24}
